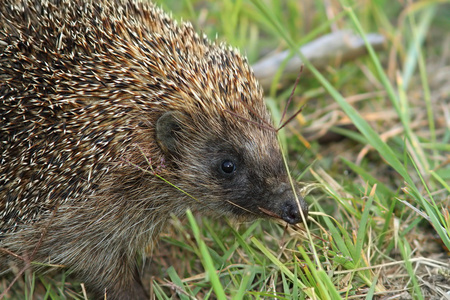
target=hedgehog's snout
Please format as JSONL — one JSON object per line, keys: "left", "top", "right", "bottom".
{"left": 280, "top": 199, "right": 308, "bottom": 224}
{"left": 273, "top": 183, "right": 308, "bottom": 224}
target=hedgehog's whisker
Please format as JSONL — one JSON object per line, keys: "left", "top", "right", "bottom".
{"left": 225, "top": 200, "right": 257, "bottom": 216}
{"left": 223, "top": 109, "right": 275, "bottom": 132}
{"left": 279, "top": 65, "right": 304, "bottom": 127}
{"left": 277, "top": 105, "right": 305, "bottom": 132}
{"left": 258, "top": 207, "right": 282, "bottom": 220}
{"left": 291, "top": 147, "right": 308, "bottom": 179}
{"left": 238, "top": 99, "right": 275, "bottom": 130}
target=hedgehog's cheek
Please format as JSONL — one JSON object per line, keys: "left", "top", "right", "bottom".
{"left": 155, "top": 111, "right": 185, "bottom": 156}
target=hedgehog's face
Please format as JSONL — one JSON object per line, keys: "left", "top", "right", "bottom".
{"left": 156, "top": 111, "right": 308, "bottom": 224}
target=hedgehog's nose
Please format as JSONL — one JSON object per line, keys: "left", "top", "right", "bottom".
{"left": 281, "top": 198, "right": 308, "bottom": 224}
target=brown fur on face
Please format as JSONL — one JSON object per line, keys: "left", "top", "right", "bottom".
{"left": 0, "top": 0, "right": 308, "bottom": 298}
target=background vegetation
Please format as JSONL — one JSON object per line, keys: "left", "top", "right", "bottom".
{"left": 2, "top": 0, "right": 449, "bottom": 299}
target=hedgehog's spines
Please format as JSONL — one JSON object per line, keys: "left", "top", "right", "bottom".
{"left": 1, "top": 0, "right": 308, "bottom": 298}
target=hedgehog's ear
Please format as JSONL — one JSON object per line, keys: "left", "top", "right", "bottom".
{"left": 156, "top": 111, "right": 184, "bottom": 155}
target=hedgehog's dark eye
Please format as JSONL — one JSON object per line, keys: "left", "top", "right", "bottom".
{"left": 221, "top": 159, "right": 236, "bottom": 174}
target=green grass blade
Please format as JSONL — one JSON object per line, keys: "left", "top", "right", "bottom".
{"left": 167, "top": 266, "right": 191, "bottom": 300}
{"left": 186, "top": 210, "right": 227, "bottom": 300}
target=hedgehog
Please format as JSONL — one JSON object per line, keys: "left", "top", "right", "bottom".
{"left": 0, "top": 0, "right": 309, "bottom": 298}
